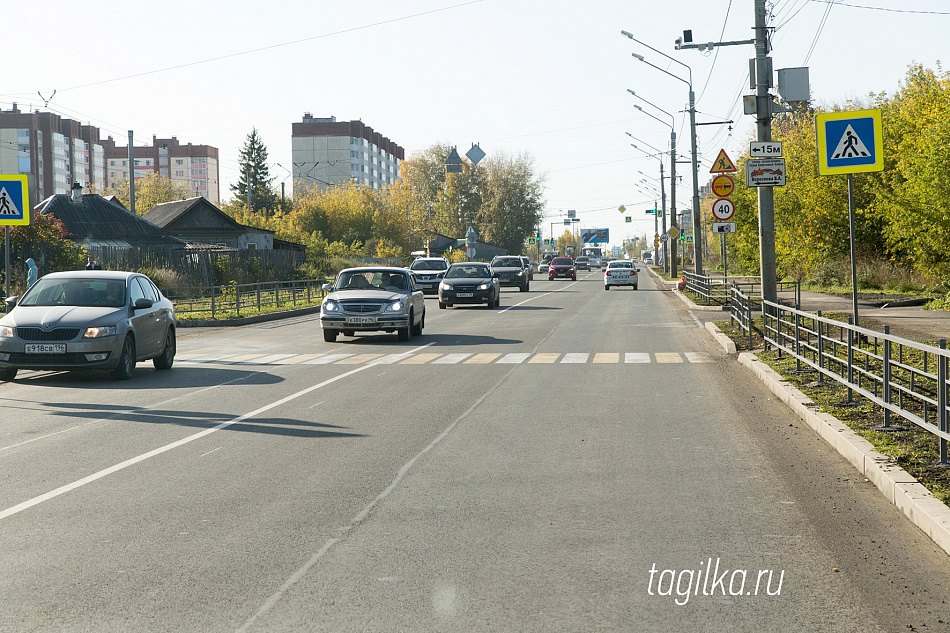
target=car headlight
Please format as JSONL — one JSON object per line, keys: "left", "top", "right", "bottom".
{"left": 516, "top": 271, "right": 524, "bottom": 276}
{"left": 440, "top": 283, "right": 451, "bottom": 291}
{"left": 0, "top": 325, "right": 14, "bottom": 338}
{"left": 83, "top": 325, "right": 117, "bottom": 339}
{"left": 386, "top": 300, "right": 405, "bottom": 312}
{"left": 477, "top": 283, "right": 490, "bottom": 290}
{"left": 323, "top": 300, "right": 340, "bottom": 313}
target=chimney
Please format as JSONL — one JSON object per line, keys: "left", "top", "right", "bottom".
{"left": 71, "top": 182, "right": 83, "bottom": 202}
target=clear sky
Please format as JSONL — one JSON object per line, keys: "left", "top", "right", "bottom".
{"left": 3, "top": 1, "right": 946, "bottom": 250}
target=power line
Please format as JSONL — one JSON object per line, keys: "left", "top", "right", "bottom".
{"left": 808, "top": 0, "right": 950, "bottom": 14}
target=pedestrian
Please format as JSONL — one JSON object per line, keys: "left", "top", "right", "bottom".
{"left": 25, "top": 258, "right": 38, "bottom": 287}
{"left": 85, "top": 256, "right": 102, "bottom": 270}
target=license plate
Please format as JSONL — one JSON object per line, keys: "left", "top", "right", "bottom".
{"left": 457, "top": 292, "right": 474, "bottom": 298}
{"left": 419, "top": 284, "right": 432, "bottom": 289}
{"left": 614, "top": 273, "right": 628, "bottom": 278}
{"left": 346, "top": 316, "right": 375, "bottom": 324}
{"left": 25, "top": 343, "right": 66, "bottom": 354}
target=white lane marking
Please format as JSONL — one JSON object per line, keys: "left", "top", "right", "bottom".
{"left": 499, "top": 279, "right": 580, "bottom": 313}
{"left": 308, "top": 401, "right": 325, "bottom": 409}
{"left": 625, "top": 353, "right": 651, "bottom": 364}
{"left": 497, "top": 353, "right": 530, "bottom": 364}
{"left": 236, "top": 353, "right": 297, "bottom": 365}
{"left": 0, "top": 343, "right": 435, "bottom": 522}
{"left": 686, "top": 352, "right": 712, "bottom": 363}
{"left": 561, "top": 353, "right": 589, "bottom": 364}
{"left": 199, "top": 447, "right": 222, "bottom": 458}
{"left": 431, "top": 353, "right": 472, "bottom": 364}
{"left": 304, "top": 354, "right": 354, "bottom": 364}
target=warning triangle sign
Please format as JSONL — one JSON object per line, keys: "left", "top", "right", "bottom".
{"left": 709, "top": 149, "right": 737, "bottom": 174}
{"left": 0, "top": 187, "right": 21, "bottom": 216}
{"left": 831, "top": 124, "right": 871, "bottom": 159}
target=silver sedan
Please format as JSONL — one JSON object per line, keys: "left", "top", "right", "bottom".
{"left": 0, "top": 271, "right": 176, "bottom": 381}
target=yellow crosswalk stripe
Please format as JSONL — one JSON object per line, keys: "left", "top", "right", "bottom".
{"left": 528, "top": 353, "right": 560, "bottom": 363}
{"left": 465, "top": 353, "right": 501, "bottom": 364}
{"left": 400, "top": 353, "right": 443, "bottom": 364}
{"left": 593, "top": 353, "right": 620, "bottom": 364}
{"left": 336, "top": 354, "right": 384, "bottom": 365}
{"left": 655, "top": 353, "right": 684, "bottom": 363}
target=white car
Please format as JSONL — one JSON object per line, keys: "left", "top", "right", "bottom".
{"left": 604, "top": 260, "right": 639, "bottom": 290}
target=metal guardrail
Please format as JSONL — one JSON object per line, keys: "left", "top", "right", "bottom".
{"left": 164, "top": 279, "right": 327, "bottom": 319}
{"left": 758, "top": 299, "right": 950, "bottom": 463}
{"left": 683, "top": 271, "right": 800, "bottom": 307}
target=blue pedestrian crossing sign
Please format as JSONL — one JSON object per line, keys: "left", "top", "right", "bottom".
{"left": 0, "top": 175, "right": 29, "bottom": 226}
{"left": 815, "top": 109, "right": 883, "bottom": 176}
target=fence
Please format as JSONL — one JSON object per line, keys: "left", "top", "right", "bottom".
{"left": 752, "top": 299, "right": 950, "bottom": 463}
{"left": 684, "top": 271, "right": 800, "bottom": 307}
{"left": 164, "top": 279, "right": 327, "bottom": 320}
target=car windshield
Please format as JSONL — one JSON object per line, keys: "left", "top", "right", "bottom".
{"left": 492, "top": 258, "right": 522, "bottom": 267}
{"left": 18, "top": 278, "right": 127, "bottom": 308}
{"left": 445, "top": 264, "right": 491, "bottom": 279}
{"left": 551, "top": 258, "right": 572, "bottom": 265}
{"left": 410, "top": 259, "right": 447, "bottom": 271}
{"left": 610, "top": 262, "right": 632, "bottom": 269}
{"left": 336, "top": 269, "right": 408, "bottom": 291}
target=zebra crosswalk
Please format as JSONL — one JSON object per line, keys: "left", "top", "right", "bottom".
{"left": 175, "top": 350, "right": 714, "bottom": 367}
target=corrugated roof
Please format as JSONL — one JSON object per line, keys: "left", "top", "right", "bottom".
{"left": 36, "top": 194, "right": 189, "bottom": 249}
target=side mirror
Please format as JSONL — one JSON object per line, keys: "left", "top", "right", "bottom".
{"left": 5, "top": 296, "right": 19, "bottom": 310}
{"left": 133, "top": 298, "right": 154, "bottom": 310}
{"left": 322, "top": 283, "right": 333, "bottom": 292}
{"left": 492, "top": 273, "right": 499, "bottom": 278}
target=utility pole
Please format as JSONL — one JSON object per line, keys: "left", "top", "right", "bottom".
{"left": 675, "top": 0, "right": 772, "bottom": 299}
{"left": 669, "top": 131, "right": 677, "bottom": 278}
{"left": 127, "top": 131, "right": 135, "bottom": 215}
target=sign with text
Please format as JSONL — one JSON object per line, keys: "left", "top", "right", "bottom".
{"left": 745, "top": 158, "right": 786, "bottom": 187}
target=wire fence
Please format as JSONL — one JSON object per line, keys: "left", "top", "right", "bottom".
{"left": 164, "top": 279, "right": 328, "bottom": 320}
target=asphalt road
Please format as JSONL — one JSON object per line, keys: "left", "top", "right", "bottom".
{"left": 2, "top": 269, "right": 950, "bottom": 632}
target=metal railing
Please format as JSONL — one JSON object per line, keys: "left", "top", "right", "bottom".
{"left": 730, "top": 284, "right": 758, "bottom": 349}
{"left": 759, "top": 299, "right": 950, "bottom": 463}
{"left": 683, "top": 271, "right": 800, "bottom": 307}
{"left": 164, "top": 279, "right": 327, "bottom": 320}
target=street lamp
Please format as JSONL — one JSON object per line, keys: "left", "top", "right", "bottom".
{"left": 622, "top": 30, "right": 702, "bottom": 274}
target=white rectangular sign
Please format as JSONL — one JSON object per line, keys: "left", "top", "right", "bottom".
{"left": 750, "top": 141, "right": 783, "bottom": 157}
{"left": 745, "top": 158, "right": 786, "bottom": 187}
{"left": 712, "top": 222, "right": 736, "bottom": 234}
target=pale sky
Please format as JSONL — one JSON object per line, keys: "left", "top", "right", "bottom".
{"left": 4, "top": 1, "right": 946, "bottom": 250}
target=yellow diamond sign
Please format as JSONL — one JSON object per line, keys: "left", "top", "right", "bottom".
{"left": 667, "top": 226, "right": 680, "bottom": 240}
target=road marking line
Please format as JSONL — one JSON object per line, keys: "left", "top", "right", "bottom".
{"left": 686, "top": 352, "right": 712, "bottom": 363}
{"left": 304, "top": 354, "right": 354, "bottom": 364}
{"left": 593, "top": 353, "right": 619, "bottom": 364}
{"left": 625, "top": 353, "right": 651, "bottom": 364}
{"left": 561, "top": 353, "right": 589, "bottom": 364}
{"left": 220, "top": 353, "right": 274, "bottom": 363}
{"left": 400, "top": 353, "right": 442, "bottom": 364}
{"left": 528, "top": 353, "right": 560, "bottom": 363}
{"left": 274, "top": 354, "right": 324, "bottom": 364}
{"left": 465, "top": 353, "right": 501, "bottom": 364}
{"left": 497, "top": 353, "right": 531, "bottom": 364}
{"left": 238, "top": 353, "right": 297, "bottom": 365}
{"left": 374, "top": 353, "right": 412, "bottom": 365}
{"left": 0, "top": 343, "right": 435, "bottom": 522}
{"left": 655, "top": 353, "right": 684, "bottom": 363}
{"left": 432, "top": 353, "right": 472, "bottom": 364}
{"left": 336, "top": 354, "right": 383, "bottom": 365}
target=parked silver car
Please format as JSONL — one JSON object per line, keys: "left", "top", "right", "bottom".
{"left": 0, "top": 271, "right": 176, "bottom": 381}
{"left": 320, "top": 267, "right": 425, "bottom": 342}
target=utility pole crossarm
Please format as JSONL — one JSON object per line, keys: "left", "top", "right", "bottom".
{"left": 674, "top": 39, "right": 754, "bottom": 51}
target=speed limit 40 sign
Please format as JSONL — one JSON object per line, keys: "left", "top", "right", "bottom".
{"left": 711, "top": 198, "right": 735, "bottom": 221}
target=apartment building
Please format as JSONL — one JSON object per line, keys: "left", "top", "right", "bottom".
{"left": 0, "top": 104, "right": 106, "bottom": 206}
{"left": 291, "top": 114, "right": 404, "bottom": 195}
{"left": 103, "top": 135, "right": 220, "bottom": 205}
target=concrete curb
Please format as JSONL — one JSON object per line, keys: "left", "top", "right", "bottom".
{"left": 672, "top": 288, "right": 728, "bottom": 312}
{"left": 704, "top": 321, "right": 738, "bottom": 354}
{"left": 178, "top": 305, "right": 321, "bottom": 328}
{"left": 737, "top": 351, "right": 950, "bottom": 558}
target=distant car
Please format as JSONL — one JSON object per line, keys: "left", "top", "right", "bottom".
{"left": 320, "top": 267, "right": 425, "bottom": 342}
{"left": 490, "top": 256, "right": 530, "bottom": 292}
{"left": 439, "top": 262, "right": 501, "bottom": 309}
{"left": 519, "top": 256, "right": 535, "bottom": 281}
{"left": 642, "top": 256, "right": 654, "bottom": 265}
{"left": 548, "top": 257, "right": 576, "bottom": 281}
{"left": 575, "top": 256, "right": 591, "bottom": 271}
{"left": 604, "top": 260, "right": 639, "bottom": 290}
{"left": 408, "top": 256, "right": 450, "bottom": 295}
{"left": 538, "top": 261, "right": 550, "bottom": 274}
{"left": 0, "top": 271, "right": 177, "bottom": 381}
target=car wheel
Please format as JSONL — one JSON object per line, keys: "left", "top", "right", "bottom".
{"left": 112, "top": 336, "right": 136, "bottom": 380}
{"left": 634, "top": 284, "right": 639, "bottom": 290}
{"left": 398, "top": 323, "right": 411, "bottom": 342}
{"left": 572, "top": 275, "right": 577, "bottom": 281}
{"left": 323, "top": 329, "right": 338, "bottom": 342}
{"left": 342, "top": 329, "right": 355, "bottom": 337}
{"left": 411, "top": 311, "right": 424, "bottom": 336}
{"left": 439, "top": 301, "right": 446, "bottom": 309}
{"left": 153, "top": 328, "right": 176, "bottom": 370}
{"left": 605, "top": 285, "right": 609, "bottom": 290}
{"left": 521, "top": 282, "right": 528, "bottom": 292}
{"left": 0, "top": 368, "right": 17, "bottom": 381}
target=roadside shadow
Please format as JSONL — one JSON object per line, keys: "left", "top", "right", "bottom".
{"left": 9, "top": 366, "right": 284, "bottom": 389}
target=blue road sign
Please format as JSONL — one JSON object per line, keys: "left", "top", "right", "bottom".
{"left": 816, "top": 109, "right": 883, "bottom": 175}
{"left": 0, "top": 175, "right": 29, "bottom": 226}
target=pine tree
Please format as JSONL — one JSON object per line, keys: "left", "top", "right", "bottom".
{"left": 232, "top": 128, "right": 279, "bottom": 215}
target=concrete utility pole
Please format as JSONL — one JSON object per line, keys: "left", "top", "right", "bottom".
{"left": 127, "top": 131, "right": 135, "bottom": 215}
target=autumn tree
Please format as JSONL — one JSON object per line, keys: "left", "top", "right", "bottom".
{"left": 101, "top": 172, "right": 191, "bottom": 216}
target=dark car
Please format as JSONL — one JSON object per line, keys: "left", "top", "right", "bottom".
{"left": 548, "top": 257, "right": 577, "bottom": 281}
{"left": 519, "top": 256, "right": 535, "bottom": 281}
{"left": 438, "top": 262, "right": 501, "bottom": 309}
{"left": 490, "top": 256, "right": 530, "bottom": 292}
{"left": 575, "top": 256, "right": 591, "bottom": 271}
{"left": 408, "top": 257, "right": 450, "bottom": 295}
{"left": 0, "top": 271, "right": 177, "bottom": 381}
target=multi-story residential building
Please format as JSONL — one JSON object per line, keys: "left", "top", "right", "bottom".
{"left": 0, "top": 104, "right": 107, "bottom": 206}
{"left": 291, "top": 114, "right": 404, "bottom": 195}
{"left": 103, "top": 135, "right": 220, "bottom": 205}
